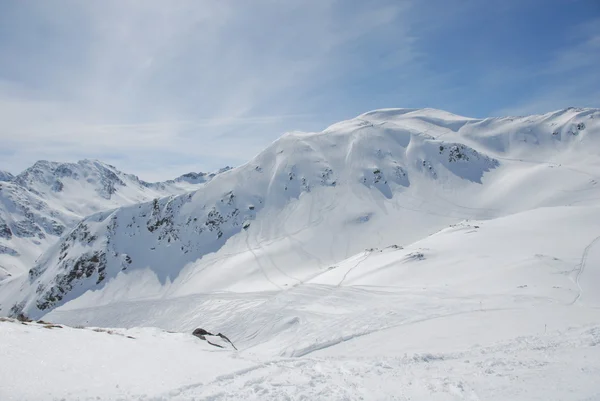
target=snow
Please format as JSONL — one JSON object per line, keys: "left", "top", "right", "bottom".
{"left": 0, "top": 159, "right": 222, "bottom": 280}
{"left": 0, "top": 318, "right": 253, "bottom": 401}
{"left": 2, "top": 107, "right": 600, "bottom": 400}
{"left": 0, "top": 170, "right": 13, "bottom": 182}
{"left": 8, "top": 107, "right": 600, "bottom": 317}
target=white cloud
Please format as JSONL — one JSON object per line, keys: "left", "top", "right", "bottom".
{"left": 0, "top": 0, "right": 416, "bottom": 179}
{"left": 4, "top": 1, "right": 596, "bottom": 179}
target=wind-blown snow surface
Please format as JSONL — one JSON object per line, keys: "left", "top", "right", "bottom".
{"left": 0, "top": 160, "right": 224, "bottom": 281}
{"left": 2, "top": 107, "right": 600, "bottom": 400}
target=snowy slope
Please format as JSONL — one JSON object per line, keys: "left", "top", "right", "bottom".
{"left": 45, "top": 205, "right": 600, "bottom": 352}
{"left": 3, "top": 205, "right": 600, "bottom": 400}
{"left": 5, "top": 107, "right": 599, "bottom": 318}
{"left": 0, "top": 160, "right": 222, "bottom": 280}
{"left": 2, "top": 107, "right": 600, "bottom": 400}
{"left": 0, "top": 318, "right": 251, "bottom": 401}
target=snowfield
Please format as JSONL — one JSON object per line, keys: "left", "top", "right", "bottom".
{"left": 0, "top": 318, "right": 253, "bottom": 401}
{"left": 1, "top": 107, "right": 600, "bottom": 400}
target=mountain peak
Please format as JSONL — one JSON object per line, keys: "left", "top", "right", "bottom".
{"left": 12, "top": 159, "right": 121, "bottom": 193}
{"left": 358, "top": 108, "right": 476, "bottom": 123}
{"left": 77, "top": 159, "right": 116, "bottom": 169}
{"left": 0, "top": 171, "right": 13, "bottom": 182}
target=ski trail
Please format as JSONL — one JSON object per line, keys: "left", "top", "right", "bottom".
{"left": 244, "top": 230, "right": 283, "bottom": 290}
{"left": 571, "top": 235, "right": 600, "bottom": 305}
{"left": 259, "top": 234, "right": 302, "bottom": 285}
{"left": 337, "top": 251, "right": 372, "bottom": 287}
{"left": 291, "top": 307, "right": 520, "bottom": 357}
{"left": 495, "top": 156, "right": 598, "bottom": 179}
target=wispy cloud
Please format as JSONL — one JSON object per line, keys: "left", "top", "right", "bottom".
{"left": 0, "top": 0, "right": 416, "bottom": 180}
{"left": 1, "top": 1, "right": 598, "bottom": 179}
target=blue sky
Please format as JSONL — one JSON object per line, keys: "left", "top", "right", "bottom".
{"left": 0, "top": 0, "right": 598, "bottom": 180}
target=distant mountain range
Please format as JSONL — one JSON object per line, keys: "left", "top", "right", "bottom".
{"left": 0, "top": 159, "right": 230, "bottom": 280}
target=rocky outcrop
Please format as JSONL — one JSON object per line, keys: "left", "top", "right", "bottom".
{"left": 192, "top": 328, "right": 237, "bottom": 350}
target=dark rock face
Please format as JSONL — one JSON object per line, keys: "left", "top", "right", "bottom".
{"left": 192, "top": 328, "right": 211, "bottom": 337}
{"left": 216, "top": 332, "right": 236, "bottom": 348}
{"left": 31, "top": 251, "right": 108, "bottom": 311}
{"left": 0, "top": 218, "right": 12, "bottom": 240}
{"left": 0, "top": 245, "right": 19, "bottom": 257}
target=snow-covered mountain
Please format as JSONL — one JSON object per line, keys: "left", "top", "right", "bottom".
{"left": 0, "top": 160, "right": 225, "bottom": 280}
{"left": 0, "top": 171, "right": 13, "bottom": 182}
{"left": 4, "top": 107, "right": 599, "bottom": 318}
{"left": 2, "top": 107, "right": 600, "bottom": 400}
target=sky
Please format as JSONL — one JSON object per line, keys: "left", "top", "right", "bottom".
{"left": 0, "top": 0, "right": 599, "bottom": 181}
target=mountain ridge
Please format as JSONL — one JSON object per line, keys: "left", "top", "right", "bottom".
{"left": 3, "top": 106, "right": 599, "bottom": 318}
{"left": 0, "top": 159, "right": 229, "bottom": 280}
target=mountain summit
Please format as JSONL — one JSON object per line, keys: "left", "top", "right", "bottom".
{"left": 0, "top": 171, "right": 13, "bottom": 182}
{"left": 3, "top": 107, "right": 598, "bottom": 318}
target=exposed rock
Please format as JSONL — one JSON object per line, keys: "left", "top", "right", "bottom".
{"left": 192, "top": 328, "right": 211, "bottom": 337}
{"left": 0, "top": 245, "right": 19, "bottom": 257}
{"left": 192, "top": 328, "right": 237, "bottom": 350}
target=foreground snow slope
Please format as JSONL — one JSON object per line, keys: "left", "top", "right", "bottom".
{"left": 3, "top": 204, "right": 600, "bottom": 400}
{"left": 6, "top": 107, "right": 600, "bottom": 318}
{"left": 0, "top": 160, "right": 225, "bottom": 280}
{"left": 0, "top": 318, "right": 252, "bottom": 401}
{"left": 1, "top": 318, "right": 599, "bottom": 401}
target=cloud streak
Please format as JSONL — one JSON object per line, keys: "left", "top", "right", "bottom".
{"left": 0, "top": 0, "right": 418, "bottom": 179}
{"left": 0, "top": 0, "right": 598, "bottom": 179}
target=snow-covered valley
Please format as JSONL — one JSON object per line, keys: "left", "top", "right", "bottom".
{"left": 1, "top": 107, "right": 600, "bottom": 400}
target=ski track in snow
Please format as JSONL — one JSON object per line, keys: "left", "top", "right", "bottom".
{"left": 571, "top": 235, "right": 600, "bottom": 305}
{"left": 244, "top": 230, "right": 283, "bottom": 291}
{"left": 143, "top": 323, "right": 600, "bottom": 401}
{"left": 494, "top": 156, "right": 598, "bottom": 182}
{"left": 289, "top": 307, "right": 520, "bottom": 358}
{"left": 337, "top": 251, "right": 372, "bottom": 287}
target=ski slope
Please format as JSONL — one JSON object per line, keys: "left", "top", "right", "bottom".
{"left": 2, "top": 107, "right": 600, "bottom": 400}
